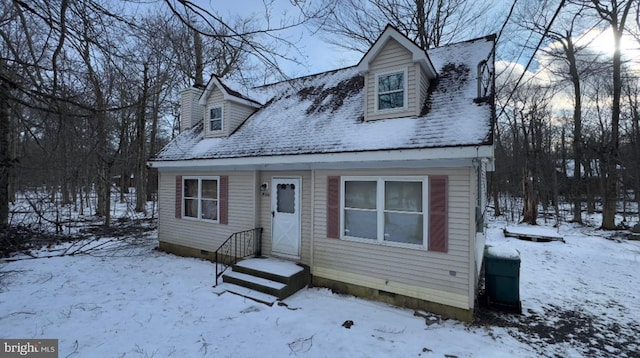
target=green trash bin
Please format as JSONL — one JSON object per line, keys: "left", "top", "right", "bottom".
{"left": 484, "top": 246, "right": 521, "bottom": 312}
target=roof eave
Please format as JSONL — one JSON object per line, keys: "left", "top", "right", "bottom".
{"left": 148, "top": 145, "right": 494, "bottom": 169}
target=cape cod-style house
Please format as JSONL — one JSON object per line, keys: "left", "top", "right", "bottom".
{"left": 149, "top": 25, "right": 496, "bottom": 321}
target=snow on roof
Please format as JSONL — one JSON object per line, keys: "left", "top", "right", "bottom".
{"left": 218, "top": 77, "right": 266, "bottom": 105}
{"left": 153, "top": 36, "right": 495, "bottom": 162}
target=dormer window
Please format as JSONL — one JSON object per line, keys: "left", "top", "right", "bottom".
{"left": 477, "top": 60, "right": 491, "bottom": 101}
{"left": 209, "top": 106, "right": 223, "bottom": 131}
{"left": 376, "top": 69, "right": 407, "bottom": 111}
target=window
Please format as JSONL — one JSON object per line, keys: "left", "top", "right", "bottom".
{"left": 342, "top": 177, "right": 426, "bottom": 247}
{"left": 376, "top": 70, "right": 406, "bottom": 111}
{"left": 276, "top": 183, "right": 296, "bottom": 214}
{"left": 183, "top": 177, "right": 219, "bottom": 221}
{"left": 344, "top": 181, "right": 377, "bottom": 240}
{"left": 477, "top": 60, "right": 491, "bottom": 100}
{"left": 384, "top": 181, "right": 423, "bottom": 244}
{"left": 209, "top": 106, "right": 222, "bottom": 131}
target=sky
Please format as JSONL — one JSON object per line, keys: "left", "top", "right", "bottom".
{"left": 209, "top": 0, "right": 364, "bottom": 76}
{"left": 181, "top": 0, "right": 639, "bottom": 92}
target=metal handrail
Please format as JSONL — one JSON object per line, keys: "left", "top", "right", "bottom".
{"left": 214, "top": 228, "right": 263, "bottom": 286}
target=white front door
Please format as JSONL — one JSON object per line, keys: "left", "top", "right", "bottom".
{"left": 272, "top": 177, "right": 301, "bottom": 258}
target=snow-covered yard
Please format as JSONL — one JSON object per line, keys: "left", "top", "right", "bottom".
{"left": 1, "top": 218, "right": 639, "bottom": 357}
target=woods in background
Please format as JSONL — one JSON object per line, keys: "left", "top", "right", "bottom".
{"left": 1, "top": 0, "right": 639, "bottom": 229}
{"left": 0, "top": 0, "right": 327, "bottom": 227}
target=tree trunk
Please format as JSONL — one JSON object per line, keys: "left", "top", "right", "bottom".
{"left": 491, "top": 172, "right": 501, "bottom": 217}
{"left": 595, "top": 0, "right": 633, "bottom": 230}
{"left": 135, "top": 64, "right": 149, "bottom": 214}
{"left": 566, "top": 35, "right": 583, "bottom": 223}
{"left": 585, "top": 158, "right": 595, "bottom": 213}
{"left": 118, "top": 111, "right": 129, "bottom": 203}
{"left": 522, "top": 161, "right": 538, "bottom": 225}
{"left": 194, "top": 29, "right": 204, "bottom": 86}
{"left": 146, "top": 82, "right": 160, "bottom": 202}
{"left": 95, "top": 107, "right": 111, "bottom": 227}
{"left": 0, "top": 71, "right": 10, "bottom": 228}
{"left": 628, "top": 88, "right": 640, "bottom": 221}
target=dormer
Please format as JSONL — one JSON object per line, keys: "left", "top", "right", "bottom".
{"left": 357, "top": 25, "right": 438, "bottom": 121}
{"left": 197, "top": 76, "right": 262, "bottom": 138}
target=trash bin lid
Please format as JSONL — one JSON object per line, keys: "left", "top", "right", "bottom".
{"left": 485, "top": 245, "right": 520, "bottom": 260}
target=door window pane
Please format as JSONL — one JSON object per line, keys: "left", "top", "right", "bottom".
{"left": 277, "top": 183, "right": 295, "bottom": 213}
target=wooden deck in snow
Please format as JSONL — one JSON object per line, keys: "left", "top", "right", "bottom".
{"left": 503, "top": 226, "right": 565, "bottom": 243}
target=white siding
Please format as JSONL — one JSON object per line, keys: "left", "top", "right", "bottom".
{"left": 313, "top": 168, "right": 474, "bottom": 308}
{"left": 158, "top": 170, "right": 256, "bottom": 252}
{"left": 180, "top": 87, "right": 204, "bottom": 131}
{"left": 227, "top": 101, "right": 255, "bottom": 134}
{"left": 258, "top": 171, "right": 312, "bottom": 265}
{"left": 365, "top": 38, "right": 418, "bottom": 121}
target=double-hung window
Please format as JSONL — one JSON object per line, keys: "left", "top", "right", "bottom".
{"left": 209, "top": 106, "right": 222, "bottom": 131}
{"left": 183, "top": 177, "right": 219, "bottom": 221}
{"left": 376, "top": 69, "right": 407, "bottom": 111}
{"left": 342, "top": 177, "right": 426, "bottom": 247}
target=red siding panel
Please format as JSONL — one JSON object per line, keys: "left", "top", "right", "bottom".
{"left": 175, "top": 175, "right": 182, "bottom": 219}
{"left": 220, "top": 176, "right": 228, "bottom": 225}
{"left": 428, "top": 176, "right": 448, "bottom": 253}
{"left": 327, "top": 176, "right": 340, "bottom": 239}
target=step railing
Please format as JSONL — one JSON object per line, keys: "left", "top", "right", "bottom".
{"left": 214, "top": 228, "right": 263, "bottom": 286}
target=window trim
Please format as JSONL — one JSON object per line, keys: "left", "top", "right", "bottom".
{"left": 182, "top": 176, "right": 220, "bottom": 223}
{"left": 208, "top": 106, "right": 223, "bottom": 132}
{"left": 374, "top": 68, "right": 408, "bottom": 113}
{"left": 340, "top": 176, "right": 428, "bottom": 249}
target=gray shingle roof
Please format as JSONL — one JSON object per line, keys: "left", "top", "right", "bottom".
{"left": 153, "top": 35, "right": 495, "bottom": 162}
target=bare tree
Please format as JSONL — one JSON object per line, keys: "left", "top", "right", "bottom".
{"left": 625, "top": 83, "right": 640, "bottom": 222}
{"left": 163, "top": 0, "right": 332, "bottom": 81}
{"left": 0, "top": 0, "right": 328, "bottom": 229}
{"left": 0, "top": 58, "right": 11, "bottom": 228}
{"left": 584, "top": 0, "right": 634, "bottom": 229}
{"left": 319, "top": 0, "right": 491, "bottom": 52}
{"left": 520, "top": 1, "right": 597, "bottom": 223}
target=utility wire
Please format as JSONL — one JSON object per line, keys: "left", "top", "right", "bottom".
{"left": 483, "top": 0, "right": 519, "bottom": 70}
{"left": 496, "top": 0, "right": 567, "bottom": 120}
{"left": 496, "top": 0, "right": 519, "bottom": 45}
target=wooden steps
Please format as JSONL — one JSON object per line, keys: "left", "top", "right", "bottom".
{"left": 221, "top": 257, "right": 310, "bottom": 301}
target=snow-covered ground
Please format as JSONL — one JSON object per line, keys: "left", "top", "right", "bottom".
{"left": 1, "top": 215, "right": 639, "bottom": 357}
